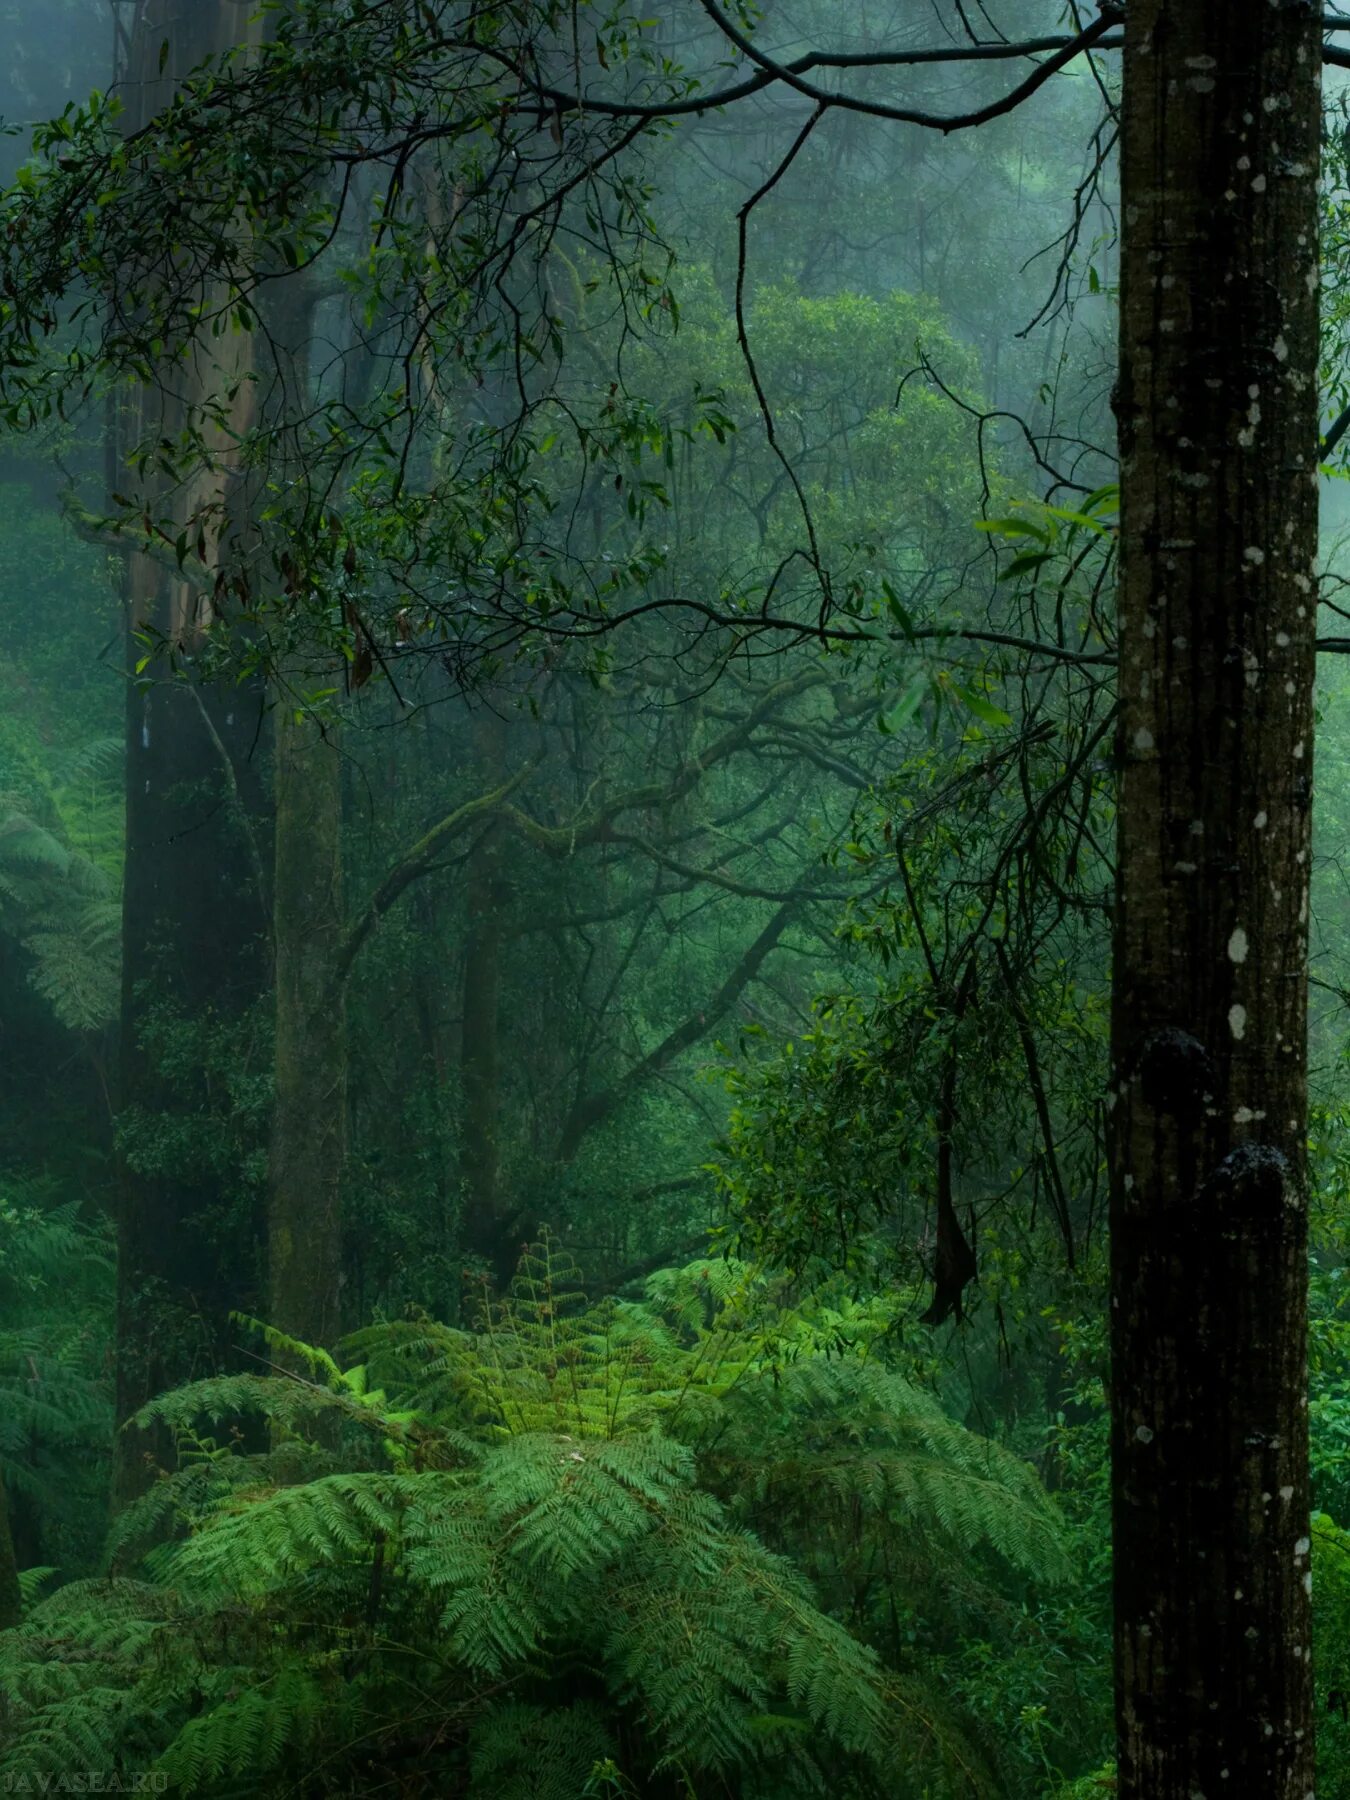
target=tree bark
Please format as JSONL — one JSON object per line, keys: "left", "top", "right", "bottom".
{"left": 1111, "top": 2, "right": 1320, "bottom": 1791}
{"left": 268, "top": 699, "right": 346, "bottom": 1348}
{"left": 0, "top": 1469, "right": 21, "bottom": 1631}
{"left": 458, "top": 712, "right": 514, "bottom": 1287}
{"left": 113, "top": 0, "right": 270, "bottom": 1502}
{"left": 261, "top": 240, "right": 347, "bottom": 1351}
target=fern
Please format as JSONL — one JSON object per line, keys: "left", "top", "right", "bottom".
{"left": 0, "top": 1194, "right": 111, "bottom": 1539}
{"left": 156, "top": 1667, "right": 327, "bottom": 1794}
{"left": 0, "top": 797, "right": 120, "bottom": 1031}
{"left": 15, "top": 1565, "right": 55, "bottom": 1612}
{"left": 707, "top": 1352, "right": 1072, "bottom": 1586}
{"left": 468, "top": 1702, "right": 615, "bottom": 1800}
{"left": 0, "top": 1242, "right": 1073, "bottom": 1796}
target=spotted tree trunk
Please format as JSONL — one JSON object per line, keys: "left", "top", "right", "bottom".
{"left": 1110, "top": 1, "right": 1320, "bottom": 1790}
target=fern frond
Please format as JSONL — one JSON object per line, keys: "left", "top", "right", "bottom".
{"left": 468, "top": 1702, "right": 615, "bottom": 1800}
{"left": 228, "top": 1314, "right": 345, "bottom": 1385}
{"left": 166, "top": 1472, "right": 421, "bottom": 1595}
{"left": 156, "top": 1667, "right": 326, "bottom": 1794}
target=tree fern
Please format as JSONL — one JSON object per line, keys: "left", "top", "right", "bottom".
{"left": 708, "top": 1351, "right": 1072, "bottom": 1586}
{"left": 0, "top": 1241, "right": 1074, "bottom": 1796}
{"left": 156, "top": 1667, "right": 328, "bottom": 1794}
{"left": 468, "top": 1702, "right": 615, "bottom": 1800}
{"left": 0, "top": 1193, "right": 111, "bottom": 1555}
{"left": 0, "top": 796, "right": 120, "bottom": 1031}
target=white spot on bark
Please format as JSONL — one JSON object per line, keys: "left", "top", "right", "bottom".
{"left": 1229, "top": 1004, "right": 1247, "bottom": 1040}
{"left": 1274, "top": 335, "right": 1289, "bottom": 363}
{"left": 1245, "top": 546, "right": 1266, "bottom": 564}
{"left": 1296, "top": 1536, "right": 1310, "bottom": 1557}
{"left": 1252, "top": 173, "right": 1268, "bottom": 192}
{"left": 1294, "top": 741, "right": 1305, "bottom": 759}
{"left": 1136, "top": 1425, "right": 1154, "bottom": 1443}
{"left": 1228, "top": 926, "right": 1249, "bottom": 964}
{"left": 1134, "top": 726, "right": 1154, "bottom": 752}
{"left": 1281, "top": 1485, "right": 1295, "bottom": 1501}
{"left": 1276, "top": 631, "right": 1290, "bottom": 646}
{"left": 1255, "top": 811, "right": 1268, "bottom": 829}
{"left": 1234, "top": 1106, "right": 1267, "bottom": 1123}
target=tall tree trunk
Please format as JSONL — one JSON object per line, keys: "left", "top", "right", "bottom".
{"left": 459, "top": 711, "right": 513, "bottom": 1287}
{"left": 1111, "top": 3, "right": 1320, "bottom": 1790}
{"left": 268, "top": 701, "right": 346, "bottom": 1347}
{"left": 259, "top": 246, "right": 348, "bottom": 1350}
{"left": 113, "top": 0, "right": 269, "bottom": 1502}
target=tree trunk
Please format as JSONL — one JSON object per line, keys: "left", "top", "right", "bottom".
{"left": 113, "top": 0, "right": 270, "bottom": 1502}
{"left": 256, "top": 233, "right": 349, "bottom": 1351}
{"left": 1110, "top": 2, "right": 1320, "bottom": 1790}
{"left": 268, "top": 701, "right": 346, "bottom": 1347}
{"left": 0, "top": 1469, "right": 21, "bottom": 1631}
{"left": 458, "top": 712, "right": 513, "bottom": 1287}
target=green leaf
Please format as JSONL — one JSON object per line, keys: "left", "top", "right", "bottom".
{"left": 878, "top": 673, "right": 929, "bottom": 736}
{"left": 956, "top": 685, "right": 1012, "bottom": 728}
{"left": 975, "top": 516, "right": 1051, "bottom": 544}
{"left": 997, "top": 551, "right": 1055, "bottom": 582}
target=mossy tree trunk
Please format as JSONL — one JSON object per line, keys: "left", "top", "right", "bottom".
{"left": 1110, "top": 0, "right": 1320, "bottom": 1788}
